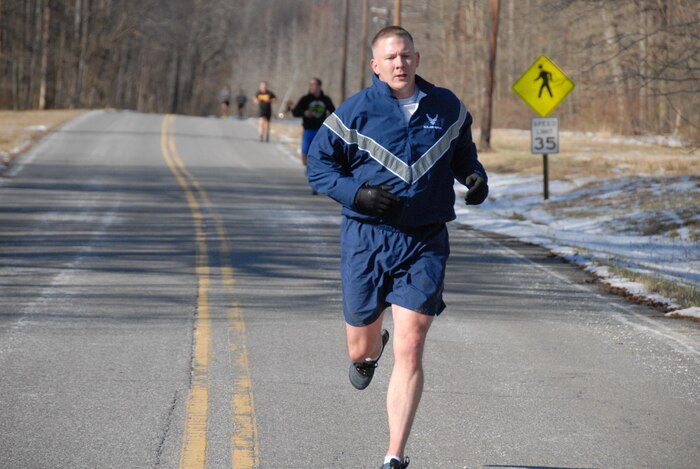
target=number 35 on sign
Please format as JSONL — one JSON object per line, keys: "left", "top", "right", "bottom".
{"left": 531, "top": 117, "right": 559, "bottom": 154}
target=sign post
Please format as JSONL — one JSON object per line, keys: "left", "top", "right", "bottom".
{"left": 512, "top": 55, "right": 574, "bottom": 200}
{"left": 531, "top": 117, "right": 559, "bottom": 199}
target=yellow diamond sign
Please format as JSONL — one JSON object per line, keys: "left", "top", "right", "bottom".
{"left": 512, "top": 55, "right": 575, "bottom": 117}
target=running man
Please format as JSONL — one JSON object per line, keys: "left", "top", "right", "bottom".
{"left": 219, "top": 86, "right": 232, "bottom": 119}
{"left": 253, "top": 81, "right": 277, "bottom": 142}
{"left": 235, "top": 89, "right": 247, "bottom": 118}
{"left": 291, "top": 77, "right": 336, "bottom": 193}
{"left": 307, "top": 26, "right": 488, "bottom": 468}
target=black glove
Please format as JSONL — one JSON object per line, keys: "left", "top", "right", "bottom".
{"left": 464, "top": 173, "right": 488, "bottom": 205}
{"left": 354, "top": 184, "right": 401, "bottom": 216}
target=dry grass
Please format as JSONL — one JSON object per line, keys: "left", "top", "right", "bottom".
{"left": 0, "top": 109, "right": 83, "bottom": 164}
{"left": 475, "top": 128, "right": 699, "bottom": 180}
{"left": 600, "top": 263, "right": 700, "bottom": 311}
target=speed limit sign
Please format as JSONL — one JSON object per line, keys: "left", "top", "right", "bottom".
{"left": 531, "top": 117, "right": 559, "bottom": 154}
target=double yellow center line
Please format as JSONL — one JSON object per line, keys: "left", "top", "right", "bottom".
{"left": 160, "top": 115, "right": 260, "bottom": 468}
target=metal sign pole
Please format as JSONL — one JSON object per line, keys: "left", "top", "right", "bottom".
{"left": 543, "top": 153, "right": 549, "bottom": 200}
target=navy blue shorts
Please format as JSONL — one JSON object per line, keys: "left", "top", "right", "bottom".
{"left": 340, "top": 217, "right": 449, "bottom": 327}
{"left": 301, "top": 129, "right": 319, "bottom": 155}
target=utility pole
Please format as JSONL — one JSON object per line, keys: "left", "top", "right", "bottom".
{"left": 479, "top": 0, "right": 500, "bottom": 151}
{"left": 393, "top": 0, "right": 401, "bottom": 25}
{"left": 360, "top": 0, "right": 369, "bottom": 89}
{"left": 340, "top": 0, "right": 349, "bottom": 101}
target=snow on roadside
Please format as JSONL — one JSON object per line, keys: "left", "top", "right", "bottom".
{"left": 0, "top": 124, "right": 51, "bottom": 169}
{"left": 453, "top": 173, "right": 699, "bottom": 318}
{"left": 666, "top": 307, "right": 700, "bottom": 319}
{"left": 558, "top": 129, "right": 687, "bottom": 148}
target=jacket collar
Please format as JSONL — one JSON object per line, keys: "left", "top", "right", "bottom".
{"left": 371, "top": 73, "right": 435, "bottom": 98}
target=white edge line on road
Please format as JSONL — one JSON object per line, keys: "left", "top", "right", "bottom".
{"left": 273, "top": 142, "right": 302, "bottom": 165}
{"left": 469, "top": 230, "right": 700, "bottom": 358}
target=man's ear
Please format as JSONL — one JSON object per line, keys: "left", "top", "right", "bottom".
{"left": 370, "top": 58, "right": 378, "bottom": 75}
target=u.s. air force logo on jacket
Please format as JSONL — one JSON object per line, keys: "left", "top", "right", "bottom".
{"left": 424, "top": 113, "right": 442, "bottom": 130}
{"left": 307, "top": 74, "right": 487, "bottom": 228}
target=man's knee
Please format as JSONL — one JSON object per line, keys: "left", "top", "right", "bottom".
{"left": 347, "top": 335, "right": 381, "bottom": 362}
{"left": 392, "top": 332, "right": 426, "bottom": 369}
{"left": 392, "top": 316, "right": 431, "bottom": 368}
{"left": 348, "top": 345, "right": 372, "bottom": 363}
{"left": 346, "top": 321, "right": 385, "bottom": 362}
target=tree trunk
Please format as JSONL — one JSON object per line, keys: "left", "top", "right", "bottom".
{"left": 359, "top": 0, "right": 369, "bottom": 90}
{"left": 340, "top": 0, "right": 349, "bottom": 101}
{"left": 171, "top": 52, "right": 181, "bottom": 114}
{"left": 394, "top": 0, "right": 401, "bottom": 25}
{"left": 601, "top": 5, "right": 626, "bottom": 133}
{"left": 74, "top": 0, "right": 89, "bottom": 108}
{"left": 27, "top": 0, "right": 42, "bottom": 108}
{"left": 38, "top": 0, "right": 51, "bottom": 110}
{"left": 637, "top": 1, "right": 648, "bottom": 134}
{"left": 479, "top": 0, "right": 500, "bottom": 151}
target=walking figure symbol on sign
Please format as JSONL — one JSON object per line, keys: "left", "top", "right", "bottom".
{"left": 535, "top": 64, "right": 553, "bottom": 98}
{"left": 512, "top": 54, "right": 574, "bottom": 117}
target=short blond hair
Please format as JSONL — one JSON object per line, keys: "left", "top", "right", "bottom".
{"left": 371, "top": 26, "right": 414, "bottom": 49}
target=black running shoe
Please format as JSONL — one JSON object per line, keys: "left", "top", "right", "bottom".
{"left": 381, "top": 456, "right": 410, "bottom": 468}
{"left": 349, "top": 329, "right": 389, "bottom": 390}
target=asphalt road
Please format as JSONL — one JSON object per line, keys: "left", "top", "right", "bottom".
{"left": 0, "top": 110, "right": 698, "bottom": 469}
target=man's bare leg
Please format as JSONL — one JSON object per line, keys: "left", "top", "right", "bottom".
{"left": 345, "top": 309, "right": 387, "bottom": 363}
{"left": 386, "top": 304, "right": 433, "bottom": 458}
{"left": 258, "top": 118, "right": 265, "bottom": 141}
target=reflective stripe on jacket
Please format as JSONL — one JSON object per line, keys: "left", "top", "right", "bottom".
{"left": 307, "top": 73, "right": 487, "bottom": 227}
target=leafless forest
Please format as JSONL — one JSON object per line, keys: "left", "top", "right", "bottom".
{"left": 1, "top": 0, "right": 698, "bottom": 143}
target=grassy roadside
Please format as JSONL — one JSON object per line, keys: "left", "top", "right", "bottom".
{"left": 598, "top": 263, "right": 700, "bottom": 312}
{"left": 0, "top": 109, "right": 83, "bottom": 168}
{"left": 478, "top": 130, "right": 699, "bottom": 311}
{"left": 474, "top": 129, "right": 698, "bottom": 179}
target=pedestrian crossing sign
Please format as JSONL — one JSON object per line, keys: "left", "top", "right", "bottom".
{"left": 512, "top": 55, "right": 575, "bottom": 117}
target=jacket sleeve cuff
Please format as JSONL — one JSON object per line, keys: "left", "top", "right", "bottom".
{"left": 334, "top": 179, "right": 365, "bottom": 209}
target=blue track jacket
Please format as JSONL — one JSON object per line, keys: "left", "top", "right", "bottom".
{"left": 307, "top": 74, "right": 487, "bottom": 227}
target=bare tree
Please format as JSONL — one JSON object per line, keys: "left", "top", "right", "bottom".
{"left": 38, "top": 0, "right": 50, "bottom": 109}
{"left": 340, "top": 0, "right": 349, "bottom": 101}
{"left": 480, "top": 0, "right": 500, "bottom": 151}
{"left": 0, "top": 0, "right": 697, "bottom": 143}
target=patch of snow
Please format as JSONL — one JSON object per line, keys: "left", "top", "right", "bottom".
{"left": 559, "top": 130, "right": 687, "bottom": 148}
{"left": 25, "top": 125, "right": 48, "bottom": 132}
{"left": 666, "top": 307, "right": 700, "bottom": 319}
{"left": 454, "top": 172, "right": 699, "bottom": 313}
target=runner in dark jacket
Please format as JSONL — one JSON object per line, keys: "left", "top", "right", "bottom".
{"left": 292, "top": 77, "right": 336, "bottom": 183}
